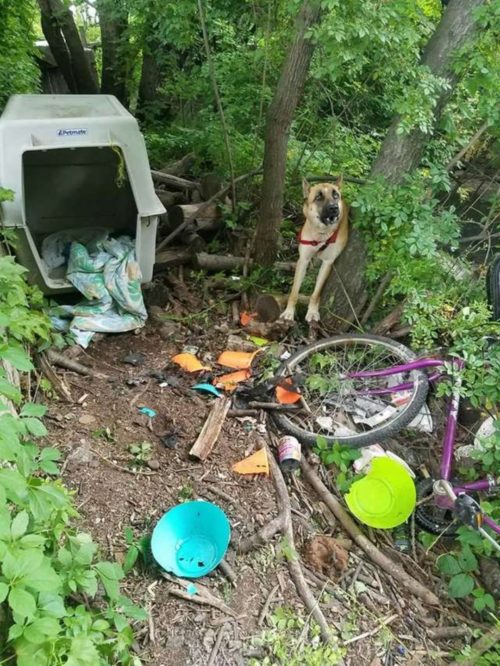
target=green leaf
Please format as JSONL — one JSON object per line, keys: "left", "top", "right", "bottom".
{"left": 92, "top": 619, "right": 110, "bottom": 632}
{"left": 3, "top": 548, "right": 43, "bottom": 582}
{"left": 0, "top": 344, "right": 33, "bottom": 371}
{"left": 11, "top": 510, "right": 29, "bottom": 540}
{"left": 0, "top": 377, "right": 22, "bottom": 403}
{"left": 0, "top": 507, "right": 12, "bottom": 539}
{"left": 23, "top": 559, "right": 61, "bottom": 593}
{"left": 94, "top": 561, "right": 123, "bottom": 601}
{"left": 20, "top": 403, "right": 47, "bottom": 418}
{"left": 437, "top": 554, "right": 461, "bottom": 575}
{"left": 0, "top": 581, "right": 9, "bottom": 602}
{"left": 26, "top": 616, "right": 60, "bottom": 640}
{"left": 123, "top": 546, "right": 139, "bottom": 574}
{"left": 448, "top": 573, "right": 475, "bottom": 598}
{"left": 38, "top": 593, "right": 66, "bottom": 618}
{"left": 9, "top": 586, "right": 37, "bottom": 620}
{"left": 457, "top": 545, "right": 478, "bottom": 573}
{"left": 23, "top": 418, "right": 48, "bottom": 437}
{"left": 8, "top": 623, "right": 24, "bottom": 641}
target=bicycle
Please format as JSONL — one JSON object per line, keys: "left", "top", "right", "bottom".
{"left": 272, "top": 332, "right": 500, "bottom": 549}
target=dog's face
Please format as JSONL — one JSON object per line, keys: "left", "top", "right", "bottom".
{"left": 303, "top": 178, "right": 343, "bottom": 226}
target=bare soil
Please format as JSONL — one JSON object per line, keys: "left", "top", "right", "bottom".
{"left": 43, "top": 276, "right": 485, "bottom": 666}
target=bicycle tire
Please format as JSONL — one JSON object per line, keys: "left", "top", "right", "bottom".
{"left": 273, "top": 333, "right": 429, "bottom": 448}
{"left": 487, "top": 254, "right": 500, "bottom": 321}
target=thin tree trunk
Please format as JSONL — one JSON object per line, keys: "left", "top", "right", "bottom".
{"left": 324, "top": 0, "right": 485, "bottom": 328}
{"left": 98, "top": 0, "right": 129, "bottom": 104}
{"left": 136, "top": 43, "right": 161, "bottom": 122}
{"left": 253, "top": 0, "right": 321, "bottom": 266}
{"left": 38, "top": 0, "right": 77, "bottom": 92}
{"left": 46, "top": 0, "right": 99, "bottom": 94}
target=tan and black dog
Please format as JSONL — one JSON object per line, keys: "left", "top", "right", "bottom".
{"left": 281, "top": 178, "right": 349, "bottom": 322}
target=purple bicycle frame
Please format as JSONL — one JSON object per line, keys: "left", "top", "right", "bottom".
{"left": 349, "top": 357, "right": 500, "bottom": 535}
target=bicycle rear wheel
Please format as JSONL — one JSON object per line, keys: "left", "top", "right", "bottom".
{"left": 273, "top": 333, "right": 429, "bottom": 448}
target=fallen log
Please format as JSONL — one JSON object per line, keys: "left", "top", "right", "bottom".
{"left": 155, "top": 189, "right": 186, "bottom": 207}
{"left": 154, "top": 250, "right": 296, "bottom": 273}
{"left": 301, "top": 458, "right": 440, "bottom": 606}
{"left": 151, "top": 170, "right": 199, "bottom": 192}
{"left": 189, "top": 396, "right": 231, "bottom": 461}
{"left": 159, "top": 153, "right": 195, "bottom": 177}
{"left": 195, "top": 253, "right": 295, "bottom": 273}
{"left": 168, "top": 202, "right": 219, "bottom": 227}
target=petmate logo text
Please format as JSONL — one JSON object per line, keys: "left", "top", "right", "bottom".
{"left": 57, "top": 128, "right": 88, "bottom": 137}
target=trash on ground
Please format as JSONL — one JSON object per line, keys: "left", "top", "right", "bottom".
{"left": 192, "top": 383, "right": 222, "bottom": 398}
{"left": 183, "top": 345, "right": 200, "bottom": 355}
{"left": 304, "top": 535, "right": 349, "bottom": 579}
{"left": 126, "top": 377, "right": 148, "bottom": 387}
{"left": 49, "top": 235, "right": 148, "bottom": 347}
{"left": 138, "top": 406, "right": 157, "bottom": 418}
{"left": 345, "top": 457, "right": 416, "bottom": 529}
{"left": 226, "top": 334, "right": 258, "bottom": 353}
{"left": 232, "top": 448, "right": 269, "bottom": 475}
{"left": 172, "top": 352, "right": 211, "bottom": 373}
{"left": 276, "top": 378, "right": 301, "bottom": 404}
{"left": 189, "top": 397, "right": 231, "bottom": 461}
{"left": 122, "top": 352, "right": 146, "bottom": 366}
{"left": 248, "top": 335, "right": 269, "bottom": 347}
{"left": 353, "top": 444, "right": 415, "bottom": 478}
{"left": 160, "top": 432, "right": 178, "bottom": 449}
{"left": 277, "top": 435, "right": 301, "bottom": 472}
{"left": 316, "top": 416, "right": 334, "bottom": 430}
{"left": 214, "top": 369, "right": 251, "bottom": 392}
{"left": 151, "top": 500, "right": 230, "bottom": 578}
{"left": 217, "top": 349, "right": 258, "bottom": 370}
{"left": 407, "top": 403, "right": 433, "bottom": 433}
{"left": 240, "top": 311, "right": 257, "bottom": 327}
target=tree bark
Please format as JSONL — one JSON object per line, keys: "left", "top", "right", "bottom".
{"left": 324, "top": 0, "right": 485, "bottom": 328}
{"left": 38, "top": 0, "right": 99, "bottom": 94}
{"left": 38, "top": 0, "right": 77, "bottom": 92}
{"left": 253, "top": 0, "right": 321, "bottom": 266}
{"left": 97, "top": 0, "right": 129, "bottom": 104}
{"left": 136, "top": 40, "right": 161, "bottom": 123}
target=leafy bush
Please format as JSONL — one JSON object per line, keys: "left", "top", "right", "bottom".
{"left": 0, "top": 251, "right": 146, "bottom": 664}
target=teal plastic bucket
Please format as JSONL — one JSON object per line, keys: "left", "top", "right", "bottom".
{"left": 151, "top": 501, "right": 231, "bottom": 578}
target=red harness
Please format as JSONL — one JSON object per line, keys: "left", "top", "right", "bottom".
{"left": 297, "top": 226, "right": 339, "bottom": 252}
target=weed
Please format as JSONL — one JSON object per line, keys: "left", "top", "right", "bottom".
{"left": 178, "top": 483, "right": 194, "bottom": 502}
{"left": 122, "top": 527, "right": 151, "bottom": 574}
{"left": 128, "top": 441, "right": 152, "bottom": 467}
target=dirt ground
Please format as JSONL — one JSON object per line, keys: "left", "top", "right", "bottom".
{"left": 42, "top": 276, "right": 484, "bottom": 666}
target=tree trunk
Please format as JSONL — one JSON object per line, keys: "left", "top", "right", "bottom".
{"left": 253, "top": 1, "right": 321, "bottom": 266}
{"left": 136, "top": 44, "right": 161, "bottom": 123}
{"left": 324, "top": 0, "right": 485, "bottom": 328}
{"left": 45, "top": 0, "right": 99, "bottom": 94}
{"left": 98, "top": 0, "right": 129, "bottom": 104}
{"left": 38, "top": 0, "right": 77, "bottom": 92}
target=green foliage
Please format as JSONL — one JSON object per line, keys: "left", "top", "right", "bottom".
{"left": 0, "top": 256, "right": 145, "bottom": 664}
{"left": 122, "top": 527, "right": 151, "bottom": 574}
{"left": 128, "top": 441, "right": 152, "bottom": 466}
{"left": 0, "top": 1, "right": 39, "bottom": 109}
{"left": 315, "top": 437, "right": 361, "bottom": 493}
{"left": 250, "top": 606, "right": 345, "bottom": 666}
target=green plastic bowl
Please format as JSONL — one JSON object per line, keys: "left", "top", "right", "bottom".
{"left": 345, "top": 457, "right": 416, "bottom": 529}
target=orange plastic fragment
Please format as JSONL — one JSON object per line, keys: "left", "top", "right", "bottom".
{"left": 217, "top": 350, "right": 258, "bottom": 370}
{"left": 240, "top": 311, "right": 257, "bottom": 327}
{"left": 171, "top": 353, "right": 210, "bottom": 373}
{"left": 232, "top": 448, "right": 269, "bottom": 475}
{"left": 215, "top": 369, "right": 251, "bottom": 392}
{"left": 276, "top": 378, "right": 301, "bottom": 404}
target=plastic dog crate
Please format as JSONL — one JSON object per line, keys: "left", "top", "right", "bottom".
{"left": 0, "top": 94, "right": 165, "bottom": 294}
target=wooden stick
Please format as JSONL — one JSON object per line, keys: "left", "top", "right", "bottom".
{"left": 46, "top": 349, "right": 108, "bottom": 379}
{"left": 151, "top": 170, "right": 199, "bottom": 191}
{"left": 162, "top": 573, "right": 238, "bottom": 617}
{"left": 361, "top": 271, "right": 393, "bottom": 325}
{"left": 218, "top": 559, "right": 237, "bottom": 586}
{"left": 258, "top": 584, "right": 280, "bottom": 626}
{"left": 36, "top": 352, "right": 73, "bottom": 402}
{"left": 207, "top": 624, "right": 228, "bottom": 666}
{"left": 301, "top": 458, "right": 440, "bottom": 606}
{"left": 189, "top": 397, "right": 231, "bottom": 461}
{"left": 449, "top": 625, "right": 500, "bottom": 666}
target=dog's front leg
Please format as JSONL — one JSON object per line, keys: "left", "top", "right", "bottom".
{"left": 281, "top": 248, "right": 312, "bottom": 321}
{"left": 305, "top": 259, "right": 334, "bottom": 322}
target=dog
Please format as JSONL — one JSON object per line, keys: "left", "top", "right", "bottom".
{"left": 281, "top": 177, "right": 349, "bottom": 322}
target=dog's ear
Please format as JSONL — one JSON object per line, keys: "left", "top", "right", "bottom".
{"left": 335, "top": 173, "right": 344, "bottom": 189}
{"left": 302, "top": 178, "right": 310, "bottom": 199}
